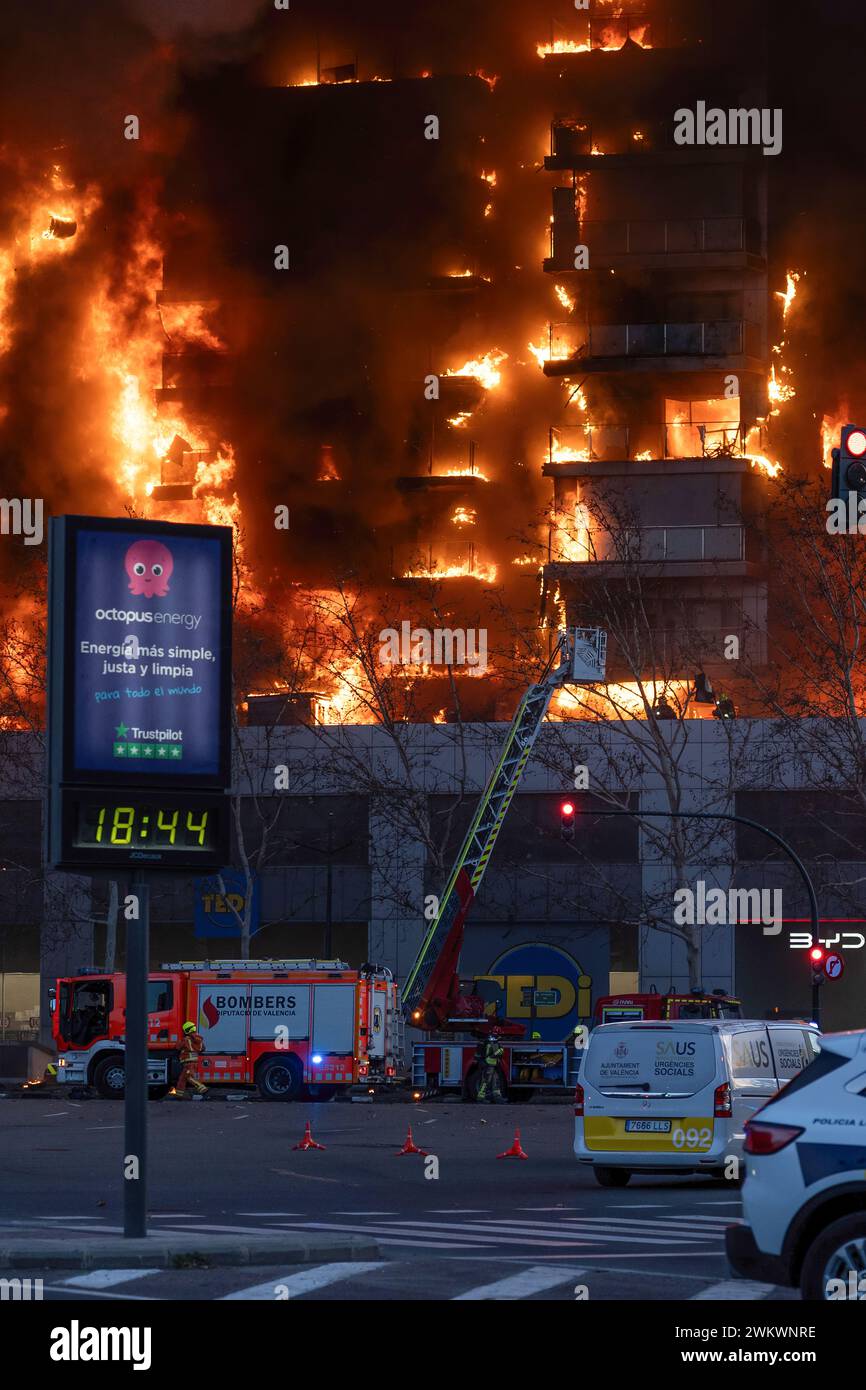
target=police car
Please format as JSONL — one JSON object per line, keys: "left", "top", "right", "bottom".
{"left": 726, "top": 1029, "right": 866, "bottom": 1300}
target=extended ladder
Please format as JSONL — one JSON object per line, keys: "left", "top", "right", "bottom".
{"left": 402, "top": 628, "right": 606, "bottom": 1021}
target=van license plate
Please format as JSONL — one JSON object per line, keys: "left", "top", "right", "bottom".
{"left": 625, "top": 1120, "right": 671, "bottom": 1132}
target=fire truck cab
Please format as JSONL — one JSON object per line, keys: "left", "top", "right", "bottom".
{"left": 51, "top": 959, "right": 401, "bottom": 1100}
{"left": 593, "top": 989, "right": 742, "bottom": 1025}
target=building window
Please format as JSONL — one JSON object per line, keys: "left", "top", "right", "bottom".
{"left": 0, "top": 972, "right": 40, "bottom": 1041}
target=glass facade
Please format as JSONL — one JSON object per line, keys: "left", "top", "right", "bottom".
{"left": 0, "top": 972, "right": 40, "bottom": 1041}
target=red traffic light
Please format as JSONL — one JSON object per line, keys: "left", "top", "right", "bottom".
{"left": 846, "top": 429, "right": 866, "bottom": 457}
{"left": 809, "top": 946, "right": 825, "bottom": 963}
{"left": 561, "top": 801, "right": 575, "bottom": 817}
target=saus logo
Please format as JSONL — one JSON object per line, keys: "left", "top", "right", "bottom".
{"left": 124, "top": 539, "right": 174, "bottom": 597}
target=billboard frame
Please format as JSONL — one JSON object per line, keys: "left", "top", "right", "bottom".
{"left": 47, "top": 514, "right": 233, "bottom": 871}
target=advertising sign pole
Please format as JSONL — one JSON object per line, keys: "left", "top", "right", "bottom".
{"left": 46, "top": 515, "right": 233, "bottom": 1241}
{"left": 124, "top": 872, "right": 149, "bottom": 1238}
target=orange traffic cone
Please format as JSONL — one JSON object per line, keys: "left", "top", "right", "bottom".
{"left": 497, "top": 1127, "right": 528, "bottom": 1159}
{"left": 294, "top": 1119, "right": 326, "bottom": 1151}
{"left": 395, "top": 1124, "right": 428, "bottom": 1156}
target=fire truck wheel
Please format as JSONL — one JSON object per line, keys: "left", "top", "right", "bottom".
{"left": 256, "top": 1055, "right": 303, "bottom": 1100}
{"left": 93, "top": 1055, "right": 126, "bottom": 1099}
{"left": 594, "top": 1167, "right": 631, "bottom": 1188}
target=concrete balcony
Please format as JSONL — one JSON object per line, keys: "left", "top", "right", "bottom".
{"left": 545, "top": 124, "right": 765, "bottom": 171}
{"left": 155, "top": 351, "right": 232, "bottom": 404}
{"left": 545, "top": 420, "right": 762, "bottom": 466}
{"left": 544, "top": 216, "right": 765, "bottom": 273}
{"left": 542, "top": 319, "right": 765, "bottom": 376}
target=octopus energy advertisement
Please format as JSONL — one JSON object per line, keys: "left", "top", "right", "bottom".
{"left": 47, "top": 516, "right": 232, "bottom": 870}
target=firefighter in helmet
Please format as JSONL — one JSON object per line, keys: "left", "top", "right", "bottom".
{"left": 169, "top": 1020, "right": 208, "bottom": 1099}
{"left": 475, "top": 1028, "right": 506, "bottom": 1104}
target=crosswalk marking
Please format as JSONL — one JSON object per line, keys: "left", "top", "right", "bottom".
{"left": 278, "top": 1222, "right": 530, "bottom": 1248}
{"left": 661, "top": 1217, "right": 739, "bottom": 1228}
{"left": 496, "top": 1219, "right": 717, "bottom": 1242}
{"left": 691, "top": 1280, "right": 775, "bottom": 1301}
{"left": 160, "top": 1222, "right": 310, "bottom": 1237}
{"left": 276, "top": 1219, "right": 723, "bottom": 1251}
{"left": 453, "top": 1266, "right": 585, "bottom": 1301}
{"left": 8, "top": 1222, "right": 125, "bottom": 1235}
{"left": 5, "top": 1256, "right": 786, "bottom": 1304}
{"left": 61, "top": 1269, "right": 161, "bottom": 1289}
{"left": 400, "top": 1219, "right": 718, "bottom": 1246}
{"left": 221, "top": 1262, "right": 386, "bottom": 1300}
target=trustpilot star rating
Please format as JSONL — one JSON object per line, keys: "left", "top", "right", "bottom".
{"left": 113, "top": 723, "right": 183, "bottom": 760}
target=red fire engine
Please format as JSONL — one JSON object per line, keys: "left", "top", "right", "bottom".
{"left": 593, "top": 989, "right": 742, "bottom": 1025}
{"left": 51, "top": 959, "right": 401, "bottom": 1100}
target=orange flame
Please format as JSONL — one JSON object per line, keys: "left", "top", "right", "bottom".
{"left": 443, "top": 348, "right": 507, "bottom": 390}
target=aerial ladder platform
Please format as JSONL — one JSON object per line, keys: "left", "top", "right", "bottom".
{"left": 401, "top": 627, "right": 607, "bottom": 1038}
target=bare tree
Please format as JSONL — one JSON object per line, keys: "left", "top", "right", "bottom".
{"left": 498, "top": 487, "right": 754, "bottom": 990}
{"left": 736, "top": 473, "right": 866, "bottom": 905}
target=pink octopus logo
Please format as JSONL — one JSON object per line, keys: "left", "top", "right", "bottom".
{"left": 125, "top": 539, "right": 174, "bottom": 597}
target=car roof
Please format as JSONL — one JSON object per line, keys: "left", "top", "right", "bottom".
{"left": 816, "top": 1029, "right": 866, "bottom": 1058}
{"left": 591, "top": 1019, "right": 819, "bottom": 1033}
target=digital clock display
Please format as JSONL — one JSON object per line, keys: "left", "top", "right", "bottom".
{"left": 75, "top": 800, "right": 216, "bottom": 851}
{"left": 61, "top": 790, "right": 227, "bottom": 867}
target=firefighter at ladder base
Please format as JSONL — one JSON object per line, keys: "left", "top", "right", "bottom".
{"left": 169, "top": 1021, "right": 208, "bottom": 1099}
{"left": 475, "top": 1029, "right": 506, "bottom": 1103}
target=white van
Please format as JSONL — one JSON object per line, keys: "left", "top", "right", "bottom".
{"left": 574, "top": 1019, "right": 820, "bottom": 1187}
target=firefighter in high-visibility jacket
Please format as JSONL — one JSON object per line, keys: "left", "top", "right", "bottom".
{"left": 169, "top": 1021, "right": 207, "bottom": 1098}
{"left": 475, "top": 1031, "right": 506, "bottom": 1103}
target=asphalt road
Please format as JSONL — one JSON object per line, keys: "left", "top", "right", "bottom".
{"left": 0, "top": 1095, "right": 798, "bottom": 1302}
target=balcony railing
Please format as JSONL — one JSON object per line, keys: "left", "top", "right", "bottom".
{"left": 549, "top": 118, "right": 670, "bottom": 161}
{"left": 586, "top": 525, "right": 746, "bottom": 564}
{"left": 665, "top": 421, "right": 743, "bottom": 458}
{"left": 549, "top": 424, "right": 640, "bottom": 463}
{"left": 577, "top": 217, "right": 757, "bottom": 256}
{"left": 548, "top": 422, "right": 767, "bottom": 465}
{"left": 539, "top": 12, "right": 693, "bottom": 61}
{"left": 636, "top": 525, "right": 745, "bottom": 563}
{"left": 548, "top": 320, "right": 763, "bottom": 361}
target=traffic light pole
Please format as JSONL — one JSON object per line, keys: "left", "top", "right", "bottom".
{"left": 811, "top": 973, "right": 823, "bottom": 1032}
{"left": 580, "top": 808, "right": 821, "bottom": 1023}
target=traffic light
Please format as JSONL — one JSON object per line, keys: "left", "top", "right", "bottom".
{"left": 560, "top": 799, "right": 576, "bottom": 841}
{"left": 830, "top": 424, "right": 866, "bottom": 506}
{"left": 808, "top": 944, "right": 826, "bottom": 985}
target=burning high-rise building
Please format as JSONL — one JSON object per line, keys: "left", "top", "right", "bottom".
{"left": 3, "top": 1, "right": 866, "bottom": 1051}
